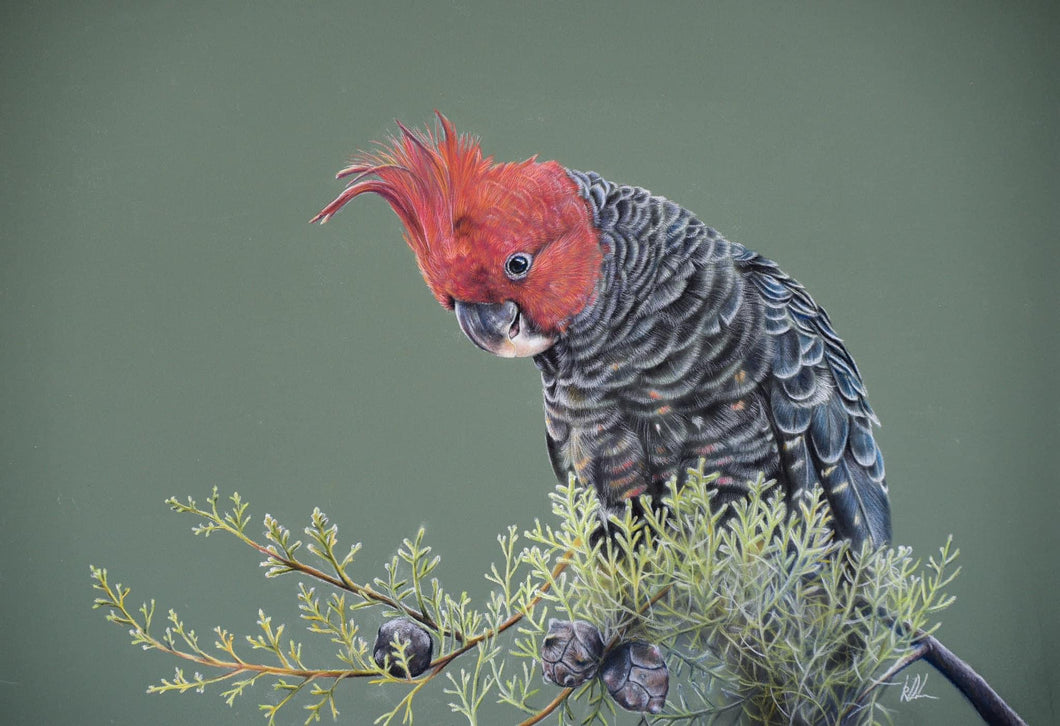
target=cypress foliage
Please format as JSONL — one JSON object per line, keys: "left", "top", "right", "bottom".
{"left": 92, "top": 467, "right": 959, "bottom": 724}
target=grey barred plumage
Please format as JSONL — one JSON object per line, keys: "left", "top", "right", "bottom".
{"left": 536, "top": 170, "right": 891, "bottom": 547}
{"left": 312, "top": 116, "right": 892, "bottom": 549}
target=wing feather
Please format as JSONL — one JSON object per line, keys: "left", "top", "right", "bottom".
{"left": 745, "top": 257, "right": 891, "bottom": 546}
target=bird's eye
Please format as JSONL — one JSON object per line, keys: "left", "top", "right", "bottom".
{"left": 504, "top": 252, "right": 533, "bottom": 280}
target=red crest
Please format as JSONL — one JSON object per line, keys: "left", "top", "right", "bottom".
{"left": 312, "top": 113, "right": 601, "bottom": 333}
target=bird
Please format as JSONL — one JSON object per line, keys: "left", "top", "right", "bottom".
{"left": 312, "top": 113, "right": 890, "bottom": 548}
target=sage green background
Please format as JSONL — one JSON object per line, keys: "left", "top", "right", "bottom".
{"left": 2, "top": 1, "right": 1056, "bottom": 724}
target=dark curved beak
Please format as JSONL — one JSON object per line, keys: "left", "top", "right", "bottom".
{"left": 454, "top": 300, "right": 518, "bottom": 355}
{"left": 453, "top": 300, "right": 555, "bottom": 359}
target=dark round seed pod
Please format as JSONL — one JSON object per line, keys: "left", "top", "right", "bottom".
{"left": 373, "top": 617, "right": 433, "bottom": 678}
{"left": 540, "top": 619, "right": 605, "bottom": 687}
{"left": 600, "top": 641, "right": 669, "bottom": 714}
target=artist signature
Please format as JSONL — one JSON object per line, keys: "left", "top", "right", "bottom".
{"left": 899, "top": 673, "right": 939, "bottom": 703}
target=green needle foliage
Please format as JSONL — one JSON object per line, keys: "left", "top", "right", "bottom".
{"left": 92, "top": 466, "right": 958, "bottom": 725}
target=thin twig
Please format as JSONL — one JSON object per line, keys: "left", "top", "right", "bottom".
{"left": 519, "top": 688, "right": 574, "bottom": 726}
{"left": 847, "top": 640, "right": 930, "bottom": 711}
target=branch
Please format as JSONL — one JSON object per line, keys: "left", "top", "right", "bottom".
{"left": 90, "top": 565, "right": 372, "bottom": 685}
{"left": 178, "top": 494, "right": 430, "bottom": 618}
{"left": 849, "top": 622, "right": 1025, "bottom": 725}
{"left": 920, "top": 634, "right": 1026, "bottom": 726}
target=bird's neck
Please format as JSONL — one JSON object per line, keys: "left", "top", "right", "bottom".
{"left": 534, "top": 170, "right": 738, "bottom": 383}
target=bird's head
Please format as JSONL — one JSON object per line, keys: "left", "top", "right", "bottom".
{"left": 312, "top": 113, "right": 602, "bottom": 358}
